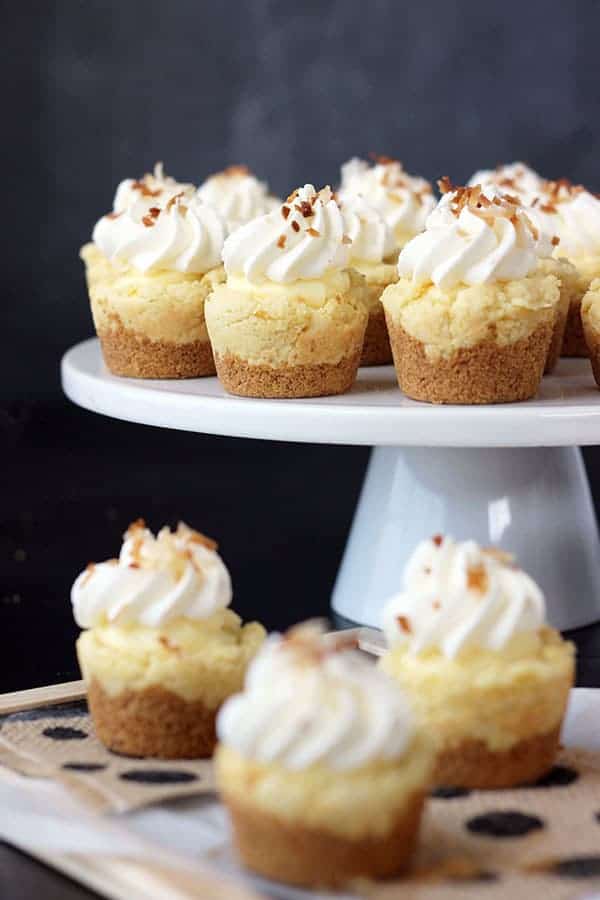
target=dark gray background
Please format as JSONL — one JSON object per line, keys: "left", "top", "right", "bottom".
{"left": 3, "top": 0, "right": 600, "bottom": 694}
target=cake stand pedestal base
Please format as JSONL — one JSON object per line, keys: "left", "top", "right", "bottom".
{"left": 331, "top": 446, "right": 600, "bottom": 632}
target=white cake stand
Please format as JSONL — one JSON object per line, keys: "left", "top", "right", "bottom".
{"left": 62, "top": 337, "right": 600, "bottom": 632}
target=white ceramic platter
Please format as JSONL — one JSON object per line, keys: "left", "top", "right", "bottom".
{"left": 62, "top": 338, "right": 600, "bottom": 448}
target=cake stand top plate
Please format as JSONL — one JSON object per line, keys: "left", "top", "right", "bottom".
{"left": 62, "top": 338, "right": 600, "bottom": 447}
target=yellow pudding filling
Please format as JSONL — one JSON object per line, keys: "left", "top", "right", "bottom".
{"left": 82, "top": 247, "right": 225, "bottom": 344}
{"left": 380, "top": 628, "right": 574, "bottom": 753}
{"left": 381, "top": 272, "right": 559, "bottom": 362}
{"left": 77, "top": 609, "right": 265, "bottom": 707}
{"left": 561, "top": 254, "right": 600, "bottom": 290}
{"left": 215, "top": 733, "right": 433, "bottom": 840}
{"left": 205, "top": 267, "right": 367, "bottom": 367}
{"left": 350, "top": 260, "right": 398, "bottom": 313}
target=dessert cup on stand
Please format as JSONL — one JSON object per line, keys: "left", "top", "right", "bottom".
{"left": 82, "top": 178, "right": 227, "bottom": 379}
{"left": 206, "top": 184, "right": 367, "bottom": 398}
{"left": 382, "top": 183, "right": 560, "bottom": 404}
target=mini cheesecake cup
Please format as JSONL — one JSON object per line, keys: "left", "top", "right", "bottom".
{"left": 537, "top": 258, "right": 576, "bottom": 372}
{"left": 351, "top": 260, "right": 397, "bottom": 366}
{"left": 561, "top": 256, "right": 600, "bottom": 357}
{"left": 380, "top": 628, "right": 574, "bottom": 789}
{"left": 582, "top": 278, "right": 600, "bottom": 386}
{"left": 382, "top": 273, "right": 558, "bottom": 404}
{"left": 77, "top": 614, "right": 265, "bottom": 759}
{"left": 205, "top": 268, "right": 368, "bottom": 398}
{"left": 215, "top": 734, "right": 433, "bottom": 888}
{"left": 81, "top": 247, "right": 225, "bottom": 379}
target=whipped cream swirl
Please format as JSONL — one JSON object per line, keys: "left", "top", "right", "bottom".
{"left": 537, "top": 182, "right": 600, "bottom": 258}
{"left": 113, "top": 162, "right": 195, "bottom": 213}
{"left": 397, "top": 184, "right": 548, "bottom": 289}
{"left": 72, "top": 520, "right": 232, "bottom": 628}
{"left": 217, "top": 624, "right": 414, "bottom": 770}
{"left": 197, "top": 165, "right": 279, "bottom": 231}
{"left": 382, "top": 536, "right": 546, "bottom": 659}
{"left": 468, "top": 162, "right": 545, "bottom": 206}
{"left": 93, "top": 194, "right": 226, "bottom": 274}
{"left": 340, "top": 195, "right": 396, "bottom": 263}
{"left": 338, "top": 157, "right": 435, "bottom": 244}
{"left": 222, "top": 184, "right": 350, "bottom": 283}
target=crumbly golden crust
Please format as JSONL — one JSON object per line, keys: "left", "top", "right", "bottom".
{"left": 434, "top": 726, "right": 561, "bottom": 789}
{"left": 582, "top": 307, "right": 600, "bottom": 386}
{"left": 360, "top": 309, "right": 393, "bottom": 366}
{"left": 97, "top": 320, "right": 215, "bottom": 379}
{"left": 223, "top": 789, "right": 425, "bottom": 888}
{"left": 87, "top": 679, "right": 217, "bottom": 758}
{"left": 386, "top": 318, "right": 551, "bottom": 404}
{"left": 545, "top": 291, "right": 569, "bottom": 373}
{"left": 213, "top": 349, "right": 361, "bottom": 398}
{"left": 562, "top": 295, "right": 588, "bottom": 357}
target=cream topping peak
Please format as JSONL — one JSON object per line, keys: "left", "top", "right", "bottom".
{"left": 72, "top": 520, "right": 232, "bottom": 628}
{"left": 217, "top": 622, "right": 415, "bottom": 770}
{"left": 382, "top": 535, "right": 546, "bottom": 658}
{"left": 222, "top": 183, "right": 351, "bottom": 283}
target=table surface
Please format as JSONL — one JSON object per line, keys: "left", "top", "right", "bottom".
{"left": 4, "top": 398, "right": 600, "bottom": 898}
{"left": 63, "top": 339, "right": 600, "bottom": 447}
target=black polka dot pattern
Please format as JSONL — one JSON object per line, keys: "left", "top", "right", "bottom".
{"left": 62, "top": 762, "right": 107, "bottom": 772}
{"left": 42, "top": 726, "right": 88, "bottom": 741}
{"left": 432, "top": 785, "right": 471, "bottom": 799}
{"left": 528, "top": 765, "right": 579, "bottom": 788}
{"left": 551, "top": 856, "right": 600, "bottom": 878}
{"left": 466, "top": 810, "right": 545, "bottom": 838}
{"left": 119, "top": 769, "right": 198, "bottom": 785}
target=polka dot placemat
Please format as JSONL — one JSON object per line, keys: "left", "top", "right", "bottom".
{"left": 368, "top": 747, "right": 600, "bottom": 899}
{"left": 0, "top": 700, "right": 215, "bottom": 812}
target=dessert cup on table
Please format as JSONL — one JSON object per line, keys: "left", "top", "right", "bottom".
{"left": 380, "top": 535, "right": 575, "bottom": 789}
{"left": 205, "top": 184, "right": 368, "bottom": 398}
{"left": 197, "top": 164, "right": 279, "bottom": 232}
{"left": 340, "top": 194, "right": 397, "bottom": 365}
{"left": 381, "top": 181, "right": 560, "bottom": 404}
{"left": 81, "top": 169, "right": 227, "bottom": 379}
{"left": 72, "top": 519, "right": 265, "bottom": 759}
{"left": 215, "top": 623, "right": 434, "bottom": 888}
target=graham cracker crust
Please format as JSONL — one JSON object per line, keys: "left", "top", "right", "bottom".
{"left": 97, "top": 324, "right": 215, "bottom": 379}
{"left": 434, "top": 726, "right": 561, "bottom": 789}
{"left": 360, "top": 308, "right": 393, "bottom": 366}
{"left": 87, "top": 679, "right": 217, "bottom": 759}
{"left": 224, "top": 789, "right": 425, "bottom": 888}
{"left": 386, "top": 318, "right": 552, "bottom": 404}
{"left": 561, "top": 296, "right": 588, "bottom": 357}
{"left": 213, "top": 349, "right": 362, "bottom": 398}
{"left": 582, "top": 313, "right": 600, "bottom": 386}
{"left": 545, "top": 294, "right": 569, "bottom": 373}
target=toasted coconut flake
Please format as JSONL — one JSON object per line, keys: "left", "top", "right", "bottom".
{"left": 396, "top": 614, "right": 412, "bottom": 634}
{"left": 467, "top": 564, "right": 488, "bottom": 593}
{"left": 307, "top": 227, "right": 320, "bottom": 237}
